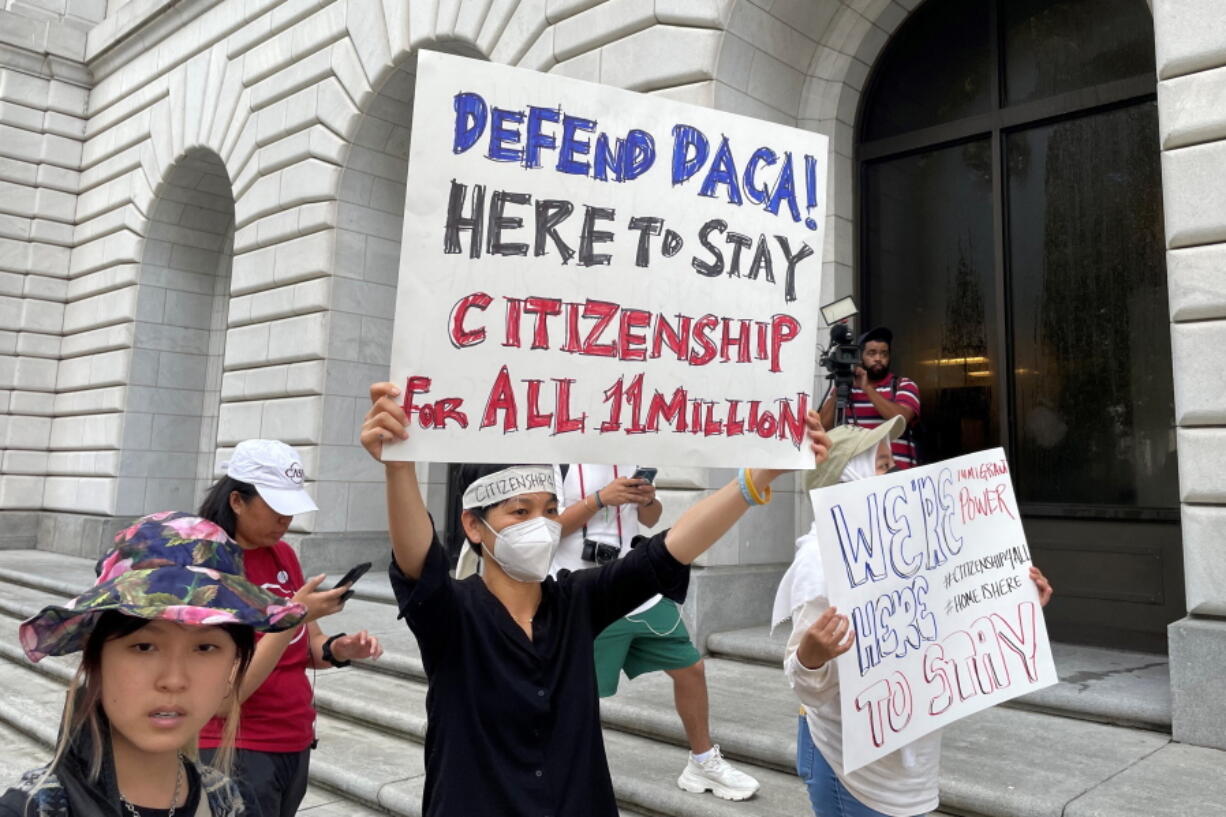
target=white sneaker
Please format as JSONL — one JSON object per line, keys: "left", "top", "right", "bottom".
{"left": 676, "top": 745, "right": 760, "bottom": 801}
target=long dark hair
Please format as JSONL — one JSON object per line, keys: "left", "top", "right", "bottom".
{"left": 50, "top": 612, "right": 255, "bottom": 782}
{"left": 198, "top": 476, "right": 257, "bottom": 538}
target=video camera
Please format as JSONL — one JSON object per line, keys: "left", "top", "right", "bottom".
{"left": 818, "top": 297, "right": 861, "bottom": 427}
{"left": 820, "top": 322, "right": 860, "bottom": 380}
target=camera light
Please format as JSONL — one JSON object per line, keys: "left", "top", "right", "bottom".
{"left": 820, "top": 296, "right": 858, "bottom": 325}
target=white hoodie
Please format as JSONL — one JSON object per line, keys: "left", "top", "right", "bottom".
{"left": 777, "top": 444, "right": 941, "bottom": 817}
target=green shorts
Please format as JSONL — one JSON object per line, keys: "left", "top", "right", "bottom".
{"left": 593, "top": 598, "right": 702, "bottom": 697}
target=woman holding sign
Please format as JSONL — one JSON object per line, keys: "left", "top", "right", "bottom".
{"left": 775, "top": 417, "right": 1053, "bottom": 817}
{"left": 360, "top": 381, "right": 830, "bottom": 817}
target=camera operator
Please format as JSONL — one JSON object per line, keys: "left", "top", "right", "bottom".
{"left": 818, "top": 326, "right": 922, "bottom": 468}
{"left": 549, "top": 464, "right": 761, "bottom": 801}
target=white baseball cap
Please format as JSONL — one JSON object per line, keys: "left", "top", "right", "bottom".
{"left": 223, "top": 439, "right": 319, "bottom": 516}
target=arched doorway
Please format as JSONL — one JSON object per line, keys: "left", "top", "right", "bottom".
{"left": 332, "top": 44, "right": 485, "bottom": 562}
{"left": 857, "top": 0, "right": 1180, "bottom": 652}
{"left": 119, "top": 149, "right": 235, "bottom": 517}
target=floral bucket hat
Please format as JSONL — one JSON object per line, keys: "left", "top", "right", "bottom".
{"left": 19, "top": 510, "right": 307, "bottom": 662}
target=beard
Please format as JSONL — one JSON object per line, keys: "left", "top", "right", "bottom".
{"left": 866, "top": 363, "right": 890, "bottom": 382}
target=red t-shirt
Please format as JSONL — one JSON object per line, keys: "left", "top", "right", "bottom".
{"left": 848, "top": 373, "right": 922, "bottom": 468}
{"left": 199, "top": 541, "right": 316, "bottom": 753}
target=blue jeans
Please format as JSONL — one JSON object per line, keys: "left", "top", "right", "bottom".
{"left": 795, "top": 716, "right": 920, "bottom": 817}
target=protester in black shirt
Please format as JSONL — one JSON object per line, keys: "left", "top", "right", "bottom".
{"left": 360, "top": 381, "right": 831, "bottom": 817}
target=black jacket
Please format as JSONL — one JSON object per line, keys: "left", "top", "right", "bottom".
{"left": 0, "top": 729, "right": 243, "bottom": 817}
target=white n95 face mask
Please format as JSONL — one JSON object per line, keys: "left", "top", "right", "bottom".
{"left": 482, "top": 516, "right": 562, "bottom": 583}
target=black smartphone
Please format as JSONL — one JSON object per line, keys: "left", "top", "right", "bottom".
{"left": 631, "top": 467, "right": 658, "bottom": 484}
{"left": 331, "top": 561, "right": 372, "bottom": 601}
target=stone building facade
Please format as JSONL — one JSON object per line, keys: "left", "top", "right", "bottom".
{"left": 0, "top": 0, "right": 1221, "bottom": 749}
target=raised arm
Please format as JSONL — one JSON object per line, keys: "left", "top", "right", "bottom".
{"left": 360, "top": 382, "right": 435, "bottom": 579}
{"left": 664, "top": 411, "right": 831, "bottom": 565}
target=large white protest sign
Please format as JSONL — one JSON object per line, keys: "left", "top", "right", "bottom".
{"left": 385, "top": 52, "right": 828, "bottom": 467}
{"left": 810, "top": 449, "right": 1056, "bottom": 773}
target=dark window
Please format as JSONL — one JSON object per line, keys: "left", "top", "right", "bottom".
{"left": 858, "top": 0, "right": 1170, "bottom": 512}
{"left": 1003, "top": 0, "right": 1157, "bottom": 105}
{"left": 857, "top": 0, "right": 1179, "bottom": 650}
{"left": 861, "top": 0, "right": 992, "bottom": 141}
{"left": 1007, "top": 102, "right": 1175, "bottom": 507}
{"left": 864, "top": 139, "right": 1000, "bottom": 462}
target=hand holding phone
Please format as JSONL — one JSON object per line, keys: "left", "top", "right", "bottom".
{"left": 331, "top": 561, "right": 372, "bottom": 601}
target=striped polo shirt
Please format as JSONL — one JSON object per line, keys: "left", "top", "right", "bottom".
{"left": 847, "top": 373, "right": 921, "bottom": 468}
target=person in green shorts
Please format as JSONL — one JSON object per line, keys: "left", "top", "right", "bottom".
{"left": 550, "top": 463, "right": 761, "bottom": 802}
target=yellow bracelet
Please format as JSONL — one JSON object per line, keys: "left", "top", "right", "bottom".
{"left": 743, "top": 468, "right": 772, "bottom": 505}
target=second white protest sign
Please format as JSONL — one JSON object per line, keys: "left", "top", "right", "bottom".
{"left": 810, "top": 448, "right": 1057, "bottom": 773}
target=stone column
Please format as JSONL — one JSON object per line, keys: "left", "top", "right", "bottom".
{"left": 1153, "top": 0, "right": 1226, "bottom": 751}
{"left": 0, "top": 3, "right": 97, "bottom": 548}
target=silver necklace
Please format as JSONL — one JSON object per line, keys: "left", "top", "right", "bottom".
{"left": 120, "top": 754, "right": 184, "bottom": 817}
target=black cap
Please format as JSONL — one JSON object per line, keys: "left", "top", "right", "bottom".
{"left": 858, "top": 326, "right": 893, "bottom": 346}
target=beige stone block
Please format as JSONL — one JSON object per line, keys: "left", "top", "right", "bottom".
{"left": 726, "top": 0, "right": 817, "bottom": 75}
{"left": 0, "top": 474, "right": 44, "bottom": 509}
{"left": 600, "top": 26, "right": 721, "bottom": 92}
{"left": 260, "top": 393, "right": 322, "bottom": 443}
{"left": 1154, "top": 0, "right": 1226, "bottom": 80}
{"left": 1171, "top": 320, "right": 1226, "bottom": 425}
{"left": 488, "top": 0, "right": 546, "bottom": 64}
{"left": 1162, "top": 141, "right": 1226, "bottom": 248}
{"left": 1159, "top": 64, "right": 1226, "bottom": 149}
{"left": 553, "top": 0, "right": 653, "bottom": 63}
{"left": 1177, "top": 428, "right": 1226, "bottom": 503}
{"left": 1182, "top": 504, "right": 1226, "bottom": 616}
{"left": 1167, "top": 243, "right": 1226, "bottom": 322}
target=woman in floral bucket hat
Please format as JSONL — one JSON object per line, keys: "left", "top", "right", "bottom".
{"left": 0, "top": 511, "right": 306, "bottom": 817}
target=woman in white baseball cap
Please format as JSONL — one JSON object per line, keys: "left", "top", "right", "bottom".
{"left": 195, "top": 439, "right": 384, "bottom": 817}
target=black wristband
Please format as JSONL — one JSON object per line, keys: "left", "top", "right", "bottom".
{"left": 321, "top": 633, "right": 351, "bottom": 668}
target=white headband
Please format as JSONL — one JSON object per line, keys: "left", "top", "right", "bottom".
{"left": 461, "top": 466, "right": 557, "bottom": 509}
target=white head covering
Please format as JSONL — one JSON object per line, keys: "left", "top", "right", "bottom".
{"left": 839, "top": 444, "right": 881, "bottom": 484}
{"left": 770, "top": 434, "right": 892, "bottom": 631}
{"left": 461, "top": 465, "right": 556, "bottom": 509}
{"left": 771, "top": 520, "right": 825, "bottom": 632}
{"left": 454, "top": 465, "right": 557, "bottom": 580}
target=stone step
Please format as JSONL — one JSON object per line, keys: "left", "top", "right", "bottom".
{"left": 0, "top": 581, "right": 776, "bottom": 816}
{"left": 0, "top": 717, "right": 384, "bottom": 817}
{"left": 4, "top": 615, "right": 1211, "bottom": 817}
{"left": 0, "top": 718, "right": 54, "bottom": 788}
{"left": 709, "top": 625, "right": 1173, "bottom": 732}
{"left": 0, "top": 656, "right": 391, "bottom": 817}
{"left": 0, "top": 716, "right": 652, "bottom": 817}
{"left": 0, "top": 560, "right": 805, "bottom": 775}
{"left": 0, "top": 551, "right": 792, "bottom": 770}
{"left": 0, "top": 627, "right": 803, "bottom": 817}
{"left": 6, "top": 550, "right": 1224, "bottom": 817}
